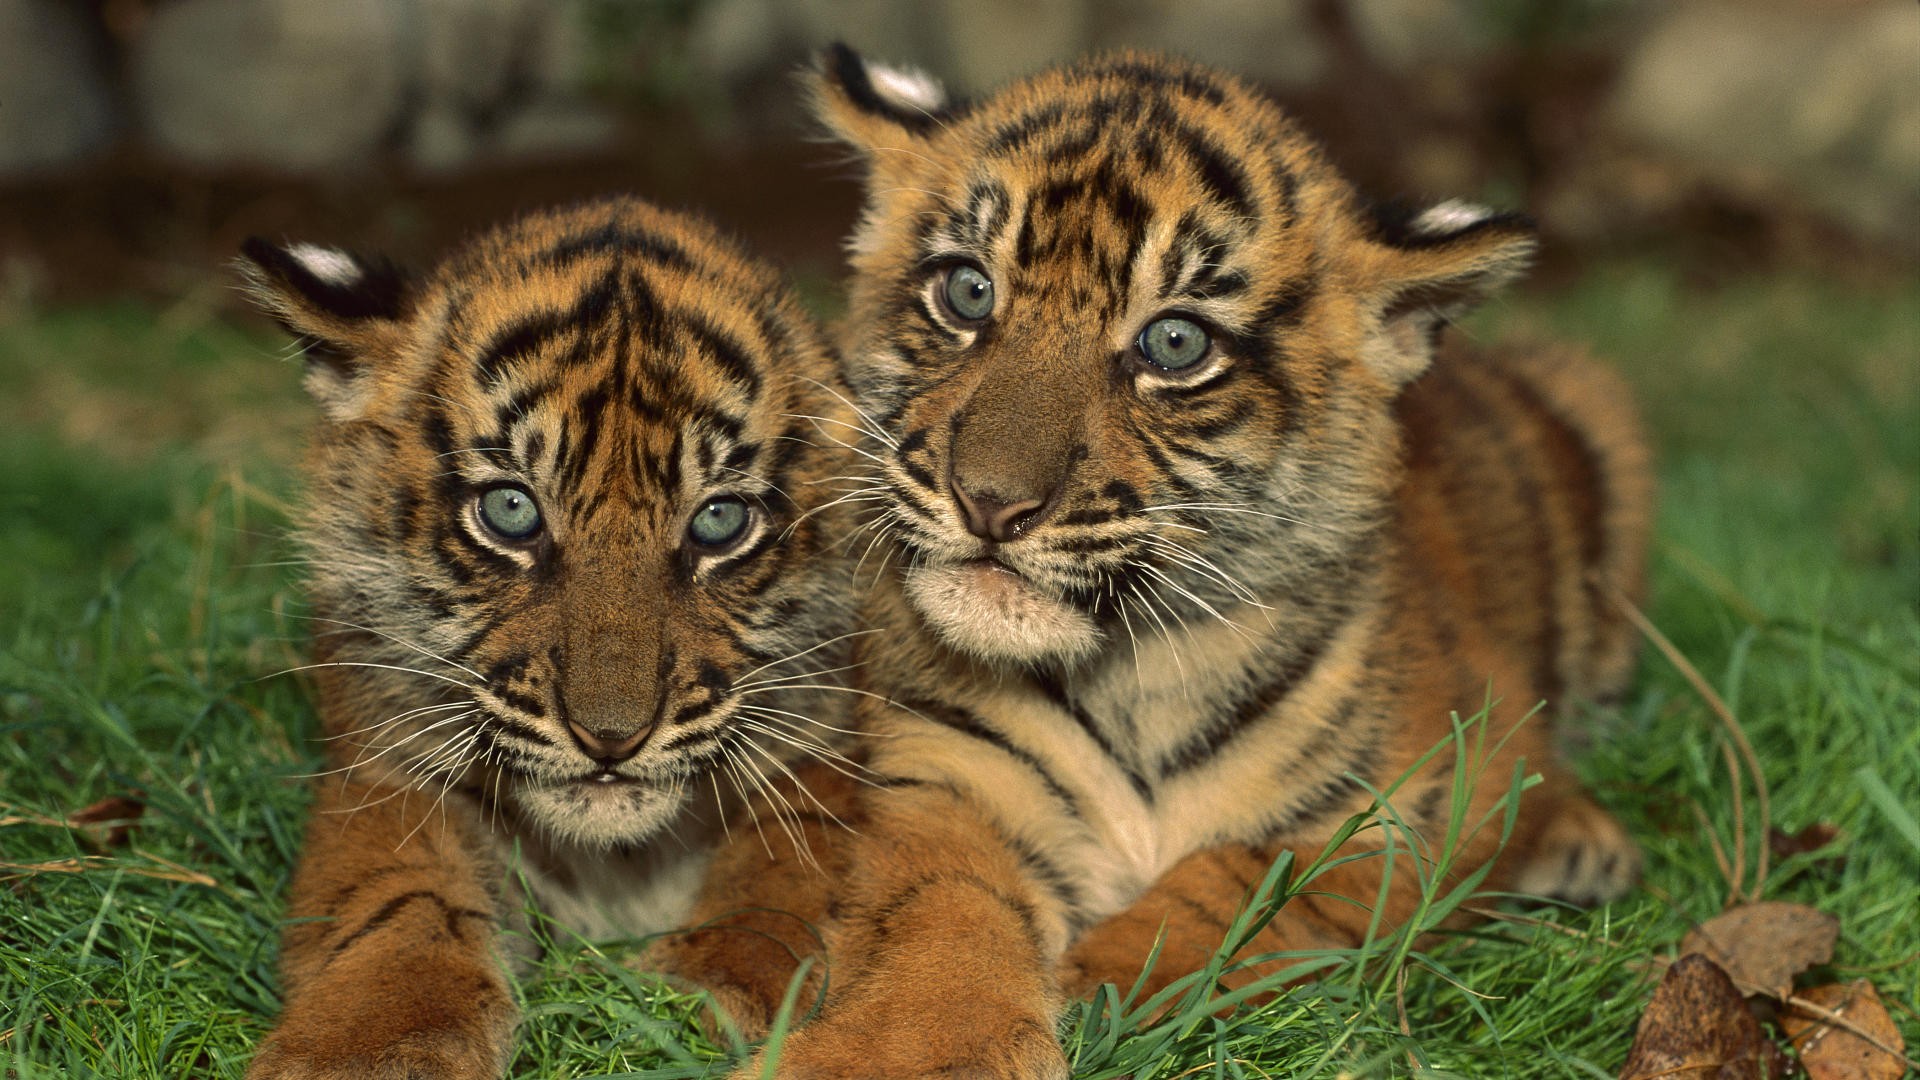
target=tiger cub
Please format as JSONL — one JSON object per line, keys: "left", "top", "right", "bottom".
{"left": 238, "top": 198, "right": 863, "bottom": 1078}
{"left": 739, "top": 49, "right": 1652, "bottom": 1077}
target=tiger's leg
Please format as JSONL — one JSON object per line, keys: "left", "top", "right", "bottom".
{"left": 1063, "top": 783, "right": 1634, "bottom": 1004}
{"left": 646, "top": 762, "right": 866, "bottom": 1041}
{"left": 247, "top": 779, "right": 514, "bottom": 1080}
{"left": 732, "top": 784, "right": 1069, "bottom": 1080}
{"left": 1509, "top": 791, "right": 1641, "bottom": 907}
{"left": 1058, "top": 843, "right": 1333, "bottom": 1004}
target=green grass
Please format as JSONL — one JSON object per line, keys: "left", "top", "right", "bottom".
{"left": 2, "top": 260, "right": 1915, "bottom": 1076}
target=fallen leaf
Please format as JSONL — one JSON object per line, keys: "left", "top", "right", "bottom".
{"left": 66, "top": 795, "right": 145, "bottom": 849}
{"left": 1620, "top": 953, "right": 1791, "bottom": 1079}
{"left": 1769, "top": 823, "right": 1845, "bottom": 873}
{"left": 1681, "top": 901, "right": 1839, "bottom": 999}
{"left": 1783, "top": 981, "right": 1906, "bottom": 1080}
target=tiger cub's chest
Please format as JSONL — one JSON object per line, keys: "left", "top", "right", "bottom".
{"left": 972, "top": 612, "right": 1369, "bottom": 922}
{"left": 969, "top": 647, "right": 1254, "bottom": 919}
{"left": 497, "top": 809, "right": 718, "bottom": 942}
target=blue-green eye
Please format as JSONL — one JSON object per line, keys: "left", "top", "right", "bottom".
{"left": 941, "top": 264, "right": 995, "bottom": 321}
{"left": 478, "top": 486, "right": 541, "bottom": 539}
{"left": 688, "top": 495, "right": 750, "bottom": 548}
{"left": 1138, "top": 317, "right": 1211, "bottom": 371}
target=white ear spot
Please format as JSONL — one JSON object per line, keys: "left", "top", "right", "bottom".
{"left": 867, "top": 60, "right": 947, "bottom": 114}
{"left": 288, "top": 243, "right": 363, "bottom": 287}
{"left": 1412, "top": 199, "right": 1493, "bottom": 237}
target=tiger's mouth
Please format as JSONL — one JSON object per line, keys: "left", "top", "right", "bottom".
{"left": 900, "top": 555, "right": 1105, "bottom": 667}
{"left": 508, "top": 763, "right": 691, "bottom": 848}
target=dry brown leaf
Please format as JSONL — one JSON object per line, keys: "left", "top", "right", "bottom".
{"left": 1681, "top": 900, "right": 1839, "bottom": 1000}
{"left": 66, "top": 795, "right": 145, "bottom": 849}
{"left": 1769, "top": 823, "right": 1846, "bottom": 874}
{"left": 1620, "top": 953, "right": 1791, "bottom": 1079}
{"left": 1783, "top": 981, "right": 1907, "bottom": 1080}
{"left": 1769, "top": 822, "right": 1840, "bottom": 859}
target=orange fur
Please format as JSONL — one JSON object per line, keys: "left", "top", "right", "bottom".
{"left": 647, "top": 761, "right": 869, "bottom": 1038}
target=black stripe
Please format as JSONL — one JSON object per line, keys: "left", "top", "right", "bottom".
{"left": 474, "top": 267, "right": 620, "bottom": 387}
{"left": 683, "top": 315, "right": 764, "bottom": 400}
{"left": 1443, "top": 367, "right": 1563, "bottom": 704}
{"left": 559, "top": 381, "right": 613, "bottom": 489}
{"left": 998, "top": 825, "right": 1085, "bottom": 917}
{"left": 1171, "top": 124, "right": 1254, "bottom": 217}
{"left": 1086, "top": 59, "right": 1228, "bottom": 106}
{"left": 1032, "top": 674, "right": 1153, "bottom": 803}
{"left": 319, "top": 864, "right": 407, "bottom": 911}
{"left": 536, "top": 220, "right": 697, "bottom": 275}
{"left": 864, "top": 871, "right": 1045, "bottom": 959}
{"left": 1126, "top": 426, "right": 1205, "bottom": 501}
{"left": 1156, "top": 610, "right": 1347, "bottom": 778}
{"left": 985, "top": 104, "right": 1067, "bottom": 155}
{"left": 906, "top": 698, "right": 1083, "bottom": 818}
{"left": 485, "top": 719, "right": 557, "bottom": 750}
{"left": 326, "top": 890, "right": 492, "bottom": 960}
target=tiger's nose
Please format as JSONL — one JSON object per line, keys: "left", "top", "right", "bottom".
{"left": 566, "top": 720, "right": 650, "bottom": 763}
{"left": 952, "top": 478, "right": 1050, "bottom": 543}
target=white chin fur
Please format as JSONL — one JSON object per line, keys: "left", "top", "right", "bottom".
{"left": 903, "top": 561, "right": 1103, "bottom": 667}
{"left": 513, "top": 778, "right": 686, "bottom": 849}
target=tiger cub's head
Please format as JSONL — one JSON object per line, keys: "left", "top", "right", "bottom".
{"left": 240, "top": 199, "right": 855, "bottom": 848}
{"left": 809, "top": 47, "right": 1536, "bottom": 669}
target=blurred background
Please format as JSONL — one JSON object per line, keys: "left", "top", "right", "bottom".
{"left": 2, "top": 0, "right": 1914, "bottom": 297}
{"left": 1, "top": 4, "right": 1916, "bottom": 1074}
{"left": 3, "top": 0, "right": 1913, "bottom": 602}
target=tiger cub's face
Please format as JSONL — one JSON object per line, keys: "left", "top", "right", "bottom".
{"left": 811, "top": 48, "right": 1537, "bottom": 669}
{"left": 241, "top": 200, "right": 854, "bottom": 848}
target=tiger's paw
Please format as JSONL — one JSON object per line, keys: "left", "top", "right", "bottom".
{"left": 730, "top": 1001, "right": 1068, "bottom": 1080}
{"left": 1057, "top": 914, "right": 1197, "bottom": 1005}
{"left": 246, "top": 967, "right": 515, "bottom": 1080}
{"left": 1513, "top": 793, "right": 1642, "bottom": 907}
{"left": 247, "top": 1034, "right": 506, "bottom": 1080}
{"left": 644, "top": 914, "right": 828, "bottom": 1044}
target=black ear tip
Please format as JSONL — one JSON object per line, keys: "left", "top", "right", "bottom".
{"left": 821, "top": 41, "right": 867, "bottom": 89}
{"left": 238, "top": 235, "right": 284, "bottom": 270}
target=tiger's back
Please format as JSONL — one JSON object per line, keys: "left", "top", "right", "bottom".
{"left": 1397, "top": 338, "right": 1652, "bottom": 716}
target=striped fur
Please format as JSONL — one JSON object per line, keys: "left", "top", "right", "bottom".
{"left": 747, "top": 50, "right": 1652, "bottom": 1078}
{"left": 239, "top": 198, "right": 864, "bottom": 1078}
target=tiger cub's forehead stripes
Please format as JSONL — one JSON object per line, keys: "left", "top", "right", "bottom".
{"left": 419, "top": 205, "right": 813, "bottom": 537}
{"left": 905, "top": 62, "right": 1326, "bottom": 366}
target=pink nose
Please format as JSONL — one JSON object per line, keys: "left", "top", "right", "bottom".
{"left": 952, "top": 480, "right": 1048, "bottom": 543}
{"left": 566, "top": 721, "right": 649, "bottom": 763}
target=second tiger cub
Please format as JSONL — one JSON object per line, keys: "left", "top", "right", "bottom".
{"left": 732, "top": 47, "right": 1652, "bottom": 1079}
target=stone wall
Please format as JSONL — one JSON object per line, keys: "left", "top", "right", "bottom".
{"left": 1, "top": 0, "right": 1912, "bottom": 255}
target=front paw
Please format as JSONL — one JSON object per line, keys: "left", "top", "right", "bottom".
{"left": 247, "top": 965, "right": 515, "bottom": 1080}
{"left": 735, "top": 999, "right": 1067, "bottom": 1080}
{"left": 644, "top": 915, "right": 827, "bottom": 1043}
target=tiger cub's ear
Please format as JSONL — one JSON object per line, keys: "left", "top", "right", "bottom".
{"left": 1350, "top": 200, "right": 1538, "bottom": 387}
{"left": 236, "top": 237, "right": 416, "bottom": 422}
{"left": 806, "top": 42, "right": 951, "bottom": 183}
